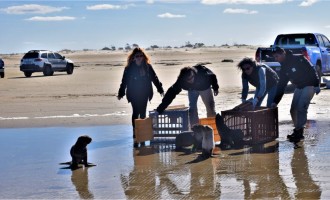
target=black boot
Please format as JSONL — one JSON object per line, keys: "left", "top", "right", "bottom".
{"left": 287, "top": 128, "right": 304, "bottom": 142}
{"left": 133, "top": 131, "right": 139, "bottom": 148}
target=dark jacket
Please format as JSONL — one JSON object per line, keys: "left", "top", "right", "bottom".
{"left": 273, "top": 51, "right": 319, "bottom": 104}
{"left": 156, "top": 65, "right": 219, "bottom": 113}
{"left": 242, "top": 64, "right": 279, "bottom": 100}
{"left": 118, "top": 63, "right": 164, "bottom": 103}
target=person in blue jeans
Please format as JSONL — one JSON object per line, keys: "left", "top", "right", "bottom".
{"left": 271, "top": 47, "right": 320, "bottom": 142}
{"left": 237, "top": 57, "right": 279, "bottom": 108}
{"left": 156, "top": 64, "right": 219, "bottom": 127}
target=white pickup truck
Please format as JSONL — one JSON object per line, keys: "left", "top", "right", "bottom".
{"left": 255, "top": 33, "right": 330, "bottom": 82}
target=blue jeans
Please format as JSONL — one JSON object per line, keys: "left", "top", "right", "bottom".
{"left": 290, "top": 86, "right": 315, "bottom": 130}
{"left": 255, "top": 85, "right": 277, "bottom": 108}
{"left": 188, "top": 88, "right": 216, "bottom": 127}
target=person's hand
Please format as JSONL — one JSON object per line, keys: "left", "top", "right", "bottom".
{"left": 271, "top": 103, "right": 277, "bottom": 108}
{"left": 117, "top": 96, "right": 122, "bottom": 100}
{"left": 314, "top": 86, "right": 321, "bottom": 95}
{"left": 160, "top": 92, "right": 164, "bottom": 98}
{"left": 214, "top": 90, "right": 219, "bottom": 96}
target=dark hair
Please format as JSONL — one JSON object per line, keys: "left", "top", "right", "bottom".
{"left": 237, "top": 57, "right": 256, "bottom": 71}
{"left": 272, "top": 46, "right": 286, "bottom": 55}
{"left": 178, "top": 66, "right": 197, "bottom": 80}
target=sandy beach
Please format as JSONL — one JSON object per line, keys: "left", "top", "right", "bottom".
{"left": 1, "top": 47, "right": 330, "bottom": 199}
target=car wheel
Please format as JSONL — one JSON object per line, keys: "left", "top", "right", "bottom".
{"left": 24, "top": 72, "right": 32, "bottom": 77}
{"left": 316, "top": 63, "right": 322, "bottom": 84}
{"left": 66, "top": 64, "right": 74, "bottom": 75}
{"left": 43, "top": 64, "right": 53, "bottom": 76}
{"left": 0, "top": 72, "right": 4, "bottom": 78}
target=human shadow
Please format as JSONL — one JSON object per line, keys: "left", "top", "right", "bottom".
{"left": 291, "top": 142, "right": 321, "bottom": 198}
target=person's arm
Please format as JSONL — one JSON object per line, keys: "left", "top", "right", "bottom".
{"left": 117, "top": 68, "right": 128, "bottom": 99}
{"left": 149, "top": 65, "right": 164, "bottom": 95}
{"left": 156, "top": 81, "right": 182, "bottom": 114}
{"left": 273, "top": 70, "right": 289, "bottom": 104}
{"left": 241, "top": 77, "right": 249, "bottom": 101}
{"left": 256, "top": 67, "right": 266, "bottom": 99}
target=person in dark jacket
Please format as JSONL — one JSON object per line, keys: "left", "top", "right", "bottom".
{"left": 117, "top": 48, "right": 164, "bottom": 147}
{"left": 237, "top": 57, "right": 279, "bottom": 108}
{"left": 156, "top": 64, "right": 219, "bottom": 127}
{"left": 271, "top": 47, "right": 320, "bottom": 142}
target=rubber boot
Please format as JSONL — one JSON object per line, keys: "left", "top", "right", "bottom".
{"left": 288, "top": 128, "right": 304, "bottom": 143}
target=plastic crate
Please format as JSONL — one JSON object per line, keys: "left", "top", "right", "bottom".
{"left": 149, "top": 107, "right": 189, "bottom": 142}
{"left": 221, "top": 105, "right": 278, "bottom": 145}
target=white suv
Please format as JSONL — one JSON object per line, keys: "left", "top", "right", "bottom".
{"left": 20, "top": 50, "right": 74, "bottom": 77}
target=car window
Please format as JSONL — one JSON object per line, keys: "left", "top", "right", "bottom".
{"left": 317, "top": 35, "right": 325, "bottom": 47}
{"left": 54, "top": 53, "right": 63, "bottom": 59}
{"left": 41, "top": 53, "right": 47, "bottom": 59}
{"left": 23, "top": 52, "right": 39, "bottom": 59}
{"left": 321, "top": 36, "right": 330, "bottom": 47}
{"left": 48, "top": 53, "right": 55, "bottom": 59}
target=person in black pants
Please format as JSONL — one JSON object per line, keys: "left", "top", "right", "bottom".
{"left": 271, "top": 47, "right": 320, "bottom": 142}
{"left": 117, "top": 48, "right": 164, "bottom": 147}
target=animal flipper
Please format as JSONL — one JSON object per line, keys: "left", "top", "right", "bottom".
{"left": 59, "top": 161, "right": 72, "bottom": 165}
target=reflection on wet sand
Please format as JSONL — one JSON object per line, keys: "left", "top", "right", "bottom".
{"left": 120, "top": 139, "right": 321, "bottom": 199}
{"left": 71, "top": 167, "right": 94, "bottom": 199}
{"left": 292, "top": 144, "right": 321, "bottom": 199}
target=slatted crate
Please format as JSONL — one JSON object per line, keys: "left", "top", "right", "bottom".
{"left": 221, "top": 104, "right": 278, "bottom": 145}
{"left": 149, "top": 106, "right": 189, "bottom": 142}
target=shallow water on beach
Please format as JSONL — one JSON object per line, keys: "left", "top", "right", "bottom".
{"left": 1, "top": 121, "right": 330, "bottom": 199}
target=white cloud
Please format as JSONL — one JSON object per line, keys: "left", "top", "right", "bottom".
{"left": 2, "top": 4, "right": 68, "bottom": 14}
{"left": 201, "top": 0, "right": 286, "bottom": 5}
{"left": 158, "top": 12, "right": 186, "bottom": 18}
{"left": 86, "top": 4, "right": 133, "bottom": 10}
{"left": 299, "top": 0, "right": 318, "bottom": 7}
{"left": 223, "top": 8, "right": 258, "bottom": 14}
{"left": 25, "top": 16, "right": 76, "bottom": 21}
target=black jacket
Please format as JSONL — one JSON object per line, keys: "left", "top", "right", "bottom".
{"left": 273, "top": 51, "right": 319, "bottom": 104}
{"left": 156, "top": 65, "right": 219, "bottom": 113}
{"left": 118, "top": 63, "right": 164, "bottom": 103}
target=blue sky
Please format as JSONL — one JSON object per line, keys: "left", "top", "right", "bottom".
{"left": 1, "top": 0, "right": 330, "bottom": 54}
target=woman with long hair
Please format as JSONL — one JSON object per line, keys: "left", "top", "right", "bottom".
{"left": 117, "top": 47, "right": 164, "bottom": 147}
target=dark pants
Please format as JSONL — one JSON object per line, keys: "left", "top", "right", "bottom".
{"left": 130, "top": 96, "right": 149, "bottom": 130}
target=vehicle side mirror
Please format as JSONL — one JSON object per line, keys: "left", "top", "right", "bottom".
{"left": 62, "top": 56, "right": 65, "bottom": 59}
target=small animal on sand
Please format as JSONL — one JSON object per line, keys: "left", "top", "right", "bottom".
{"left": 191, "top": 124, "right": 215, "bottom": 158}
{"left": 215, "top": 113, "right": 244, "bottom": 149}
{"left": 69, "top": 135, "right": 95, "bottom": 169}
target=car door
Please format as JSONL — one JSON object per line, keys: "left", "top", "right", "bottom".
{"left": 321, "top": 35, "right": 330, "bottom": 73}
{"left": 316, "top": 35, "right": 330, "bottom": 73}
{"left": 47, "top": 52, "right": 57, "bottom": 69}
{"left": 54, "top": 53, "right": 66, "bottom": 70}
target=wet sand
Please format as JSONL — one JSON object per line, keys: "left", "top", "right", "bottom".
{"left": 0, "top": 121, "right": 329, "bottom": 199}
{"left": 1, "top": 47, "right": 330, "bottom": 199}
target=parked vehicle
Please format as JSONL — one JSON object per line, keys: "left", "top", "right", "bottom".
{"left": 20, "top": 50, "right": 74, "bottom": 77}
{"left": 0, "top": 58, "right": 4, "bottom": 78}
{"left": 255, "top": 33, "right": 330, "bottom": 81}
